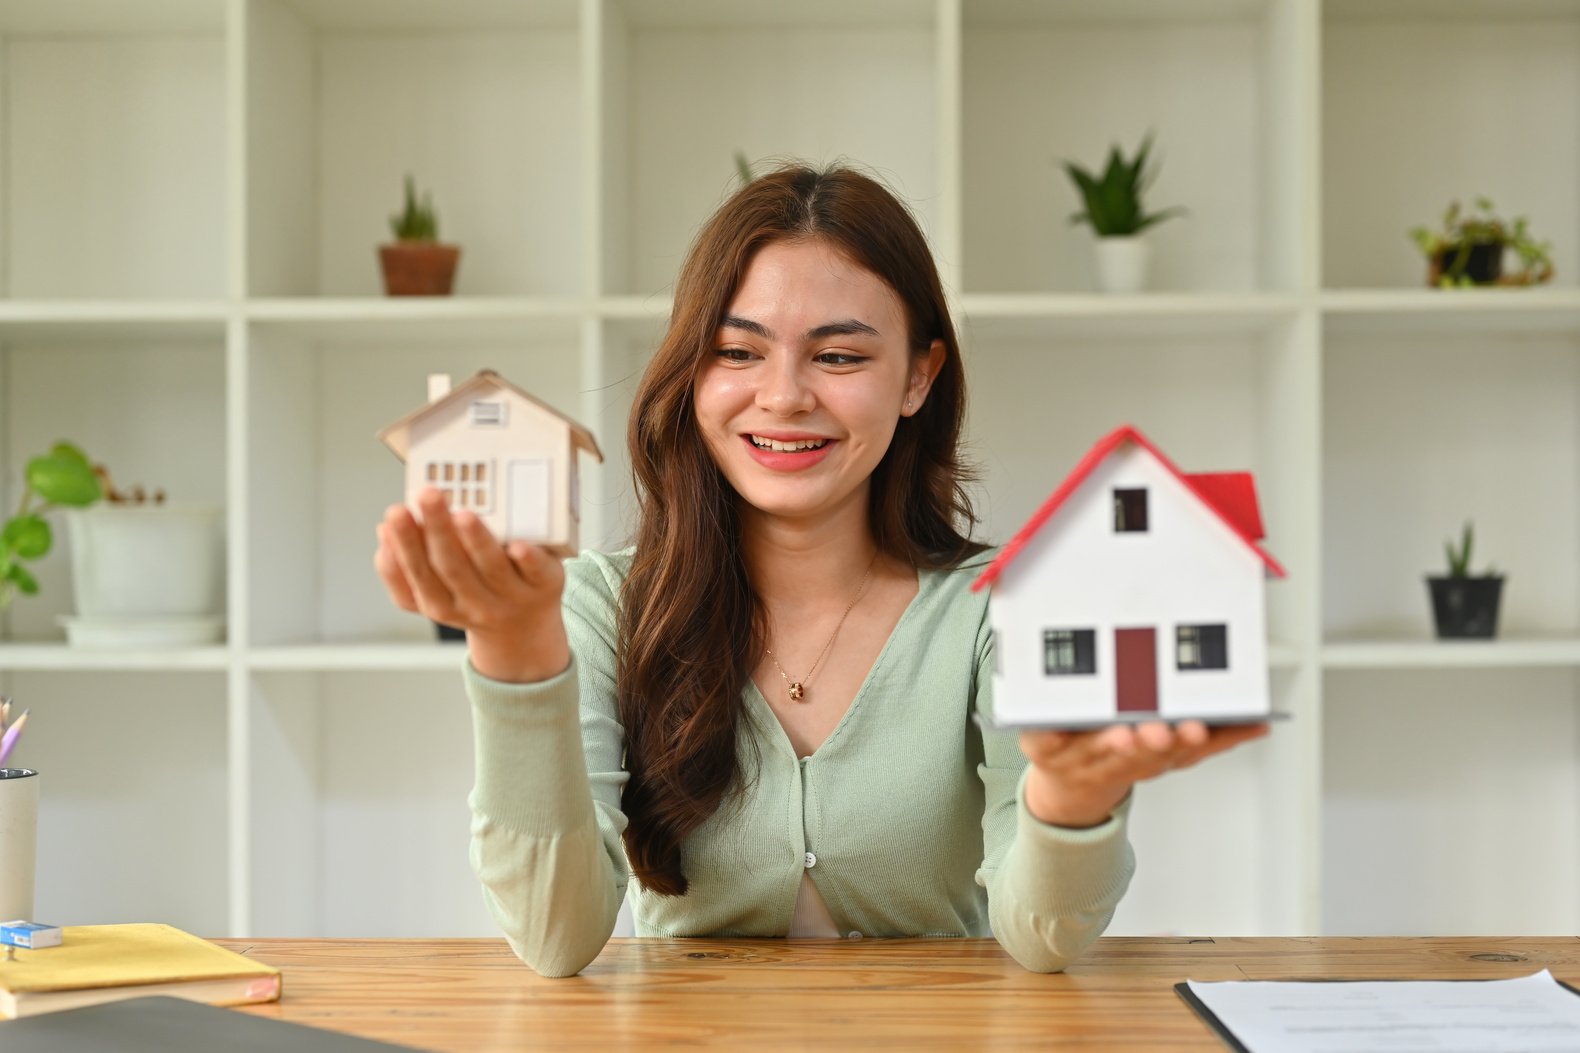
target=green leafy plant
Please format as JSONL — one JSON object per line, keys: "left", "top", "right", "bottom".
{"left": 389, "top": 175, "right": 439, "bottom": 242}
{"left": 1443, "top": 521, "right": 1495, "bottom": 578}
{"left": 734, "top": 151, "right": 754, "bottom": 188}
{"left": 1064, "top": 134, "right": 1184, "bottom": 237}
{"left": 1410, "top": 198, "right": 1553, "bottom": 288}
{"left": 1, "top": 443, "right": 102, "bottom": 608}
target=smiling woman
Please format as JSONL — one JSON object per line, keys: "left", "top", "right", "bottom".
{"left": 374, "top": 163, "right": 1264, "bottom": 980}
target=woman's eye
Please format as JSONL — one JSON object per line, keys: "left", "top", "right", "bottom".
{"left": 815, "top": 351, "right": 867, "bottom": 366}
{"left": 715, "top": 347, "right": 757, "bottom": 362}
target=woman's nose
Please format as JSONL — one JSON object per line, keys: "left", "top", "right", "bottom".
{"left": 758, "top": 358, "right": 814, "bottom": 416}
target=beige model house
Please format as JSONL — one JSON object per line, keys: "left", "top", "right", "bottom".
{"left": 378, "top": 370, "right": 602, "bottom": 556}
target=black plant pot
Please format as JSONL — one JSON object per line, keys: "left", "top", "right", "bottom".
{"left": 434, "top": 621, "right": 466, "bottom": 642}
{"left": 1433, "top": 242, "right": 1504, "bottom": 285}
{"left": 1427, "top": 576, "right": 1504, "bottom": 639}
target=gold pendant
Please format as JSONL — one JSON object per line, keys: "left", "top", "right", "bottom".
{"left": 788, "top": 683, "right": 804, "bottom": 702}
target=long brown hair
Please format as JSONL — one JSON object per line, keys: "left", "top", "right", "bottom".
{"left": 618, "top": 164, "right": 983, "bottom": 896}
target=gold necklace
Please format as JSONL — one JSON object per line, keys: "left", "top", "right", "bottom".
{"left": 765, "top": 555, "right": 878, "bottom": 704}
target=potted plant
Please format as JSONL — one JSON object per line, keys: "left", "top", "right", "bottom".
{"left": 379, "top": 176, "right": 461, "bottom": 296}
{"left": 1410, "top": 198, "right": 1553, "bottom": 288}
{"left": 1427, "top": 521, "right": 1503, "bottom": 639}
{"left": 1064, "top": 134, "right": 1183, "bottom": 294}
{"left": 1, "top": 443, "right": 102, "bottom": 610}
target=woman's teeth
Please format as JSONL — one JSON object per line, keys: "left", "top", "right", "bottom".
{"left": 749, "top": 435, "right": 828, "bottom": 452}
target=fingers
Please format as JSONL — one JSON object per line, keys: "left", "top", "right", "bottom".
{"left": 374, "top": 518, "right": 420, "bottom": 612}
{"left": 382, "top": 501, "right": 457, "bottom": 618}
{"left": 416, "top": 489, "right": 491, "bottom": 601}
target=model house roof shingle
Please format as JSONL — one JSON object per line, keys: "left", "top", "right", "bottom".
{"left": 971, "top": 424, "right": 1286, "bottom": 591}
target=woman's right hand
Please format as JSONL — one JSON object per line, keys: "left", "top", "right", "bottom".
{"left": 374, "top": 487, "right": 571, "bottom": 684}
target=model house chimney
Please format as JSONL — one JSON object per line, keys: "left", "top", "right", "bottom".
{"left": 427, "top": 373, "right": 452, "bottom": 403}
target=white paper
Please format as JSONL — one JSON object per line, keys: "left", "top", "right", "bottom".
{"left": 1186, "top": 969, "right": 1580, "bottom": 1053}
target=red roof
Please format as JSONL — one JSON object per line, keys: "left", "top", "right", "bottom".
{"left": 971, "top": 425, "right": 1286, "bottom": 591}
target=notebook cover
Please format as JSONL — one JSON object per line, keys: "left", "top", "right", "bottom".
{"left": 0, "top": 995, "right": 428, "bottom": 1052}
{"left": 0, "top": 924, "right": 279, "bottom": 994}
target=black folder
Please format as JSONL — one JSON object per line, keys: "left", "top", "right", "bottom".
{"left": 0, "top": 995, "right": 430, "bottom": 1052}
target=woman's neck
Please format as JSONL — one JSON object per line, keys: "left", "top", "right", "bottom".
{"left": 739, "top": 486, "right": 879, "bottom": 611}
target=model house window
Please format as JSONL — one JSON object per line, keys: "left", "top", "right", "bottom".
{"left": 1113, "top": 488, "right": 1148, "bottom": 532}
{"left": 469, "top": 400, "right": 507, "bottom": 427}
{"left": 1043, "top": 629, "right": 1096, "bottom": 675}
{"left": 423, "top": 460, "right": 494, "bottom": 513}
{"left": 1177, "top": 624, "right": 1228, "bottom": 670}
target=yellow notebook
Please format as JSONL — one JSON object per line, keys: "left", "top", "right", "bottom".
{"left": 0, "top": 923, "right": 281, "bottom": 1019}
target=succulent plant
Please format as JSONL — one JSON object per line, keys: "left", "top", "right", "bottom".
{"left": 389, "top": 175, "right": 440, "bottom": 242}
{"left": 1, "top": 443, "right": 102, "bottom": 608}
{"left": 1064, "top": 134, "right": 1184, "bottom": 238}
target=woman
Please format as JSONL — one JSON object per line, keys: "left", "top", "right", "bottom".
{"left": 375, "top": 165, "right": 1265, "bottom": 977}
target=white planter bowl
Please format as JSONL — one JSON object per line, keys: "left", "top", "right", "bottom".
{"left": 66, "top": 504, "right": 224, "bottom": 619}
{"left": 1093, "top": 236, "right": 1151, "bottom": 294}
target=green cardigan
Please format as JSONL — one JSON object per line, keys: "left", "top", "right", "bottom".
{"left": 465, "top": 549, "right": 1135, "bottom": 977}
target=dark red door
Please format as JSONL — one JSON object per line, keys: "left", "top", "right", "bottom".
{"left": 1115, "top": 628, "right": 1158, "bottom": 713}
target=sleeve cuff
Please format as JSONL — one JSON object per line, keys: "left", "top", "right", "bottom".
{"left": 1016, "top": 769, "right": 1133, "bottom": 845}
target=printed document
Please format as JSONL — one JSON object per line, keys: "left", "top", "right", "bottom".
{"left": 1184, "top": 969, "right": 1580, "bottom": 1053}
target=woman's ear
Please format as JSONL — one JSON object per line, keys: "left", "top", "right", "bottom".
{"left": 902, "top": 339, "right": 948, "bottom": 416}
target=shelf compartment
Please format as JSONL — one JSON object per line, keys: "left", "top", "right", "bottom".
{"left": 1322, "top": 5, "right": 1580, "bottom": 289}
{"left": 1, "top": 340, "right": 229, "bottom": 644}
{"left": 246, "top": 327, "right": 591, "bottom": 648}
{"left": 2, "top": 24, "right": 226, "bottom": 299}
{"left": 248, "top": 670, "right": 499, "bottom": 937}
{"left": 603, "top": 0, "right": 939, "bottom": 297}
{"left": 1322, "top": 667, "right": 1580, "bottom": 936}
{"left": 1322, "top": 333, "right": 1580, "bottom": 642}
{"left": 245, "top": 0, "right": 582, "bottom": 298}
{"left": 2, "top": 670, "right": 229, "bottom": 933}
{"left": 962, "top": 0, "right": 1305, "bottom": 295}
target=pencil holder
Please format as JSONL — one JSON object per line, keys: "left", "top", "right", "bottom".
{"left": 0, "top": 769, "right": 38, "bottom": 921}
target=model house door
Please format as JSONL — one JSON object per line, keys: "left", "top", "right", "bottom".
{"left": 507, "top": 459, "right": 551, "bottom": 540}
{"left": 1115, "top": 627, "right": 1158, "bottom": 712}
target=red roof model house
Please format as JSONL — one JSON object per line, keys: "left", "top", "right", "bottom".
{"left": 973, "top": 425, "right": 1285, "bottom": 729}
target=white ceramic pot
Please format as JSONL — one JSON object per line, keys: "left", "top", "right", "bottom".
{"left": 66, "top": 505, "right": 224, "bottom": 619}
{"left": 1093, "top": 236, "right": 1151, "bottom": 294}
{"left": 0, "top": 769, "right": 38, "bottom": 922}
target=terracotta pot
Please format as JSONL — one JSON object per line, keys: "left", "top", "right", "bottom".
{"left": 379, "top": 242, "right": 461, "bottom": 296}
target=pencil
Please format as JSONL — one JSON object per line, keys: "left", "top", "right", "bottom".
{"left": 0, "top": 710, "right": 30, "bottom": 768}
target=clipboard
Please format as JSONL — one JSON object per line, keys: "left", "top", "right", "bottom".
{"left": 1173, "top": 975, "right": 1580, "bottom": 1053}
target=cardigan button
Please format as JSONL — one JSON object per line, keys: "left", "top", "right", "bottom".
{"left": 847, "top": 931, "right": 862, "bottom": 939}
{"left": 804, "top": 852, "right": 817, "bottom": 869}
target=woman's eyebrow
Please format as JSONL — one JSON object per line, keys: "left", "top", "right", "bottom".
{"left": 807, "top": 319, "right": 879, "bottom": 339}
{"left": 720, "top": 315, "right": 773, "bottom": 338}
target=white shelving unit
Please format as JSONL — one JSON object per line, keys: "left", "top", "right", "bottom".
{"left": 0, "top": 0, "right": 1575, "bottom": 942}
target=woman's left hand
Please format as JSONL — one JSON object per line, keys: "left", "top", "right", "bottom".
{"left": 1018, "top": 721, "right": 1269, "bottom": 829}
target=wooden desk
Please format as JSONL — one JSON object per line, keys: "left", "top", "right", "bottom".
{"left": 219, "top": 936, "right": 1580, "bottom": 1052}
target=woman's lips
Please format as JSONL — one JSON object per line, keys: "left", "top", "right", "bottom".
{"left": 741, "top": 434, "right": 837, "bottom": 471}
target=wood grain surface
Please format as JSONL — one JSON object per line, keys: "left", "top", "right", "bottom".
{"left": 216, "top": 936, "right": 1580, "bottom": 1052}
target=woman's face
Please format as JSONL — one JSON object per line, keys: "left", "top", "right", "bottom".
{"left": 694, "top": 239, "right": 941, "bottom": 524}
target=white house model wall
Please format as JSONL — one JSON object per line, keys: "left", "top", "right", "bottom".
{"left": 984, "top": 438, "right": 1274, "bottom": 728}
